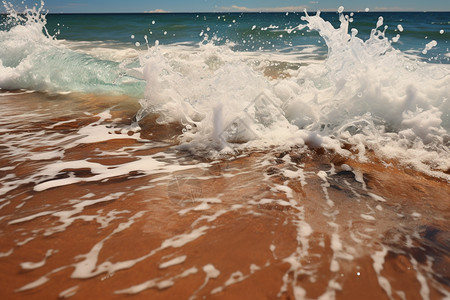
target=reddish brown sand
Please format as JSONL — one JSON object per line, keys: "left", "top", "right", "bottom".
{"left": 0, "top": 92, "right": 449, "bottom": 299}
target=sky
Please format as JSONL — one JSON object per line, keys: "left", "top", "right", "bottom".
{"left": 3, "top": 0, "right": 450, "bottom": 13}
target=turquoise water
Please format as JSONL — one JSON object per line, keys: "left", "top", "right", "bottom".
{"left": 0, "top": 6, "right": 449, "bottom": 94}
{"left": 1, "top": 10, "right": 449, "bottom": 59}
{"left": 42, "top": 12, "right": 449, "bottom": 61}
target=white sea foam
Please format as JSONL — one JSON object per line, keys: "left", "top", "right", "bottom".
{"left": 20, "top": 249, "right": 55, "bottom": 270}
{"left": 422, "top": 40, "right": 437, "bottom": 55}
{"left": 115, "top": 267, "right": 198, "bottom": 294}
{"left": 372, "top": 246, "right": 392, "bottom": 298}
{"left": 0, "top": 2, "right": 142, "bottom": 95}
{"left": 368, "top": 193, "right": 387, "bottom": 202}
{"left": 9, "top": 210, "right": 56, "bottom": 225}
{"left": 132, "top": 11, "right": 449, "bottom": 178}
{"left": 58, "top": 286, "right": 79, "bottom": 298}
{"left": 17, "top": 276, "right": 50, "bottom": 291}
{"left": 1, "top": 3, "right": 448, "bottom": 179}
{"left": 0, "top": 248, "right": 14, "bottom": 257}
{"left": 159, "top": 255, "right": 187, "bottom": 269}
{"left": 203, "top": 264, "right": 220, "bottom": 278}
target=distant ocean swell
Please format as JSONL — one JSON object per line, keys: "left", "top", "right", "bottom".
{"left": 0, "top": 2, "right": 449, "bottom": 179}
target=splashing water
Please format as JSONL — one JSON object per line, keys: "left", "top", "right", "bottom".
{"left": 0, "top": 2, "right": 449, "bottom": 177}
{"left": 0, "top": 1, "right": 143, "bottom": 94}
{"left": 135, "top": 9, "right": 449, "bottom": 177}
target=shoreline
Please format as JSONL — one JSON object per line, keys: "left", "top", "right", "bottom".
{"left": 0, "top": 92, "right": 449, "bottom": 299}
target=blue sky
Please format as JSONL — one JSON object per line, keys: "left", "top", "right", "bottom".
{"left": 5, "top": 0, "right": 450, "bottom": 13}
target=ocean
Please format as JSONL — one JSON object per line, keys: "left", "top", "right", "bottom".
{"left": 0, "top": 1, "right": 449, "bottom": 299}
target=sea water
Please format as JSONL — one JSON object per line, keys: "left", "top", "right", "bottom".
{"left": 0, "top": 1, "right": 448, "bottom": 178}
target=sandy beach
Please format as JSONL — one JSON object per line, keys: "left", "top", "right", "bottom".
{"left": 1, "top": 92, "right": 448, "bottom": 299}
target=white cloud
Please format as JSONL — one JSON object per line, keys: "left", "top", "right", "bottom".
{"left": 145, "top": 9, "right": 170, "bottom": 13}
{"left": 373, "top": 6, "right": 414, "bottom": 11}
{"left": 220, "top": 5, "right": 307, "bottom": 12}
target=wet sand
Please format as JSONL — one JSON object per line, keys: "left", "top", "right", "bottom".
{"left": 0, "top": 92, "right": 449, "bottom": 299}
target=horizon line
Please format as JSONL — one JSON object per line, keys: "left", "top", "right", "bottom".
{"left": 2, "top": 10, "right": 449, "bottom": 14}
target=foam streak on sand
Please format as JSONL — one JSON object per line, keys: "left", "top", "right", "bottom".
{"left": 20, "top": 249, "right": 55, "bottom": 270}
{"left": 71, "top": 211, "right": 147, "bottom": 279}
{"left": 1, "top": 111, "right": 449, "bottom": 298}
{"left": 372, "top": 246, "right": 392, "bottom": 299}
{"left": 159, "top": 255, "right": 187, "bottom": 269}
{"left": 0, "top": 104, "right": 202, "bottom": 196}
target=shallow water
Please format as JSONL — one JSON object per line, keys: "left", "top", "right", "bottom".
{"left": 0, "top": 1, "right": 449, "bottom": 299}
{"left": 1, "top": 3, "right": 449, "bottom": 177}
{"left": 0, "top": 92, "right": 449, "bottom": 299}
